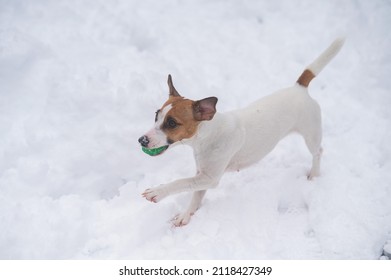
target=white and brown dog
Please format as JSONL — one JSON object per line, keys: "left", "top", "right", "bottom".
{"left": 139, "top": 38, "right": 344, "bottom": 226}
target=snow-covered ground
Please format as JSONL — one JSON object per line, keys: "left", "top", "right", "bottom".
{"left": 1, "top": 0, "right": 390, "bottom": 259}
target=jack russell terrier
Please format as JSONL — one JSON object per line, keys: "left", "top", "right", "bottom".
{"left": 139, "top": 38, "right": 344, "bottom": 226}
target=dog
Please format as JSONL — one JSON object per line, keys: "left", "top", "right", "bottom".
{"left": 138, "top": 38, "right": 344, "bottom": 226}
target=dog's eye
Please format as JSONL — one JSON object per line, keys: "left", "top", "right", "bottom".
{"left": 166, "top": 117, "right": 177, "bottom": 129}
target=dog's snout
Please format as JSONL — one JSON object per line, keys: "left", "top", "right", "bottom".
{"left": 138, "top": 135, "right": 150, "bottom": 147}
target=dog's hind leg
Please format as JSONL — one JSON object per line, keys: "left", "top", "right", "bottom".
{"left": 301, "top": 121, "right": 322, "bottom": 180}
{"left": 297, "top": 101, "right": 323, "bottom": 180}
{"left": 306, "top": 142, "right": 322, "bottom": 180}
{"left": 172, "top": 190, "right": 207, "bottom": 227}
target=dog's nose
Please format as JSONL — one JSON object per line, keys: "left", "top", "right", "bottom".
{"left": 138, "top": 135, "right": 150, "bottom": 147}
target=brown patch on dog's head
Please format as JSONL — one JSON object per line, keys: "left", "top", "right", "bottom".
{"left": 156, "top": 75, "right": 218, "bottom": 144}
{"left": 160, "top": 98, "right": 199, "bottom": 144}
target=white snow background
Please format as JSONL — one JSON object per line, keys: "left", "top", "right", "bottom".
{"left": 0, "top": 0, "right": 390, "bottom": 259}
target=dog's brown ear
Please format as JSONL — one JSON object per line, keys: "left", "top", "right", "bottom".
{"left": 167, "top": 74, "right": 181, "bottom": 97}
{"left": 193, "top": 97, "right": 218, "bottom": 121}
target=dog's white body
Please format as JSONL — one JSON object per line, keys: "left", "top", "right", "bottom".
{"left": 140, "top": 38, "right": 344, "bottom": 226}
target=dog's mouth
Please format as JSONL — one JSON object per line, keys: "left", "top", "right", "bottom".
{"left": 141, "top": 145, "right": 169, "bottom": 156}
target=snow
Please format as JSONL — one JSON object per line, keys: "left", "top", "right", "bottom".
{"left": 1, "top": 0, "right": 390, "bottom": 259}
{"left": 383, "top": 240, "right": 391, "bottom": 259}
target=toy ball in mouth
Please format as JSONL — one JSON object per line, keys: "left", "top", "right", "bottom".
{"left": 141, "top": 145, "right": 169, "bottom": 156}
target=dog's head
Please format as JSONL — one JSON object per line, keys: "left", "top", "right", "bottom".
{"left": 138, "top": 75, "right": 218, "bottom": 156}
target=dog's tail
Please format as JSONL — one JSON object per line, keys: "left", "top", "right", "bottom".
{"left": 296, "top": 37, "right": 345, "bottom": 87}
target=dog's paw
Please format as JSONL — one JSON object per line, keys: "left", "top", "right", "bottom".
{"left": 172, "top": 212, "right": 194, "bottom": 227}
{"left": 307, "top": 170, "right": 320, "bottom": 181}
{"left": 142, "top": 187, "right": 168, "bottom": 203}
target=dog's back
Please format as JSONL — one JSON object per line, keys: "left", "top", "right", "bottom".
{"left": 228, "top": 38, "right": 345, "bottom": 171}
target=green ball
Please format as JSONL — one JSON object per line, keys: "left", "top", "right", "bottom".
{"left": 142, "top": 145, "right": 169, "bottom": 156}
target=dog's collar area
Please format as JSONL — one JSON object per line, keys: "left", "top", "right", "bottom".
{"left": 141, "top": 145, "right": 169, "bottom": 156}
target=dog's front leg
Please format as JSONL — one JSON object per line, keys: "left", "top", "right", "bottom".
{"left": 172, "top": 190, "right": 206, "bottom": 227}
{"left": 142, "top": 173, "right": 219, "bottom": 203}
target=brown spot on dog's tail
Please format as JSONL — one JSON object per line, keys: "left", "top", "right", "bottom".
{"left": 295, "top": 38, "right": 345, "bottom": 88}
{"left": 296, "top": 69, "right": 315, "bottom": 87}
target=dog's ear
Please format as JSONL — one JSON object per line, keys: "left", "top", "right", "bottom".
{"left": 167, "top": 74, "right": 181, "bottom": 97}
{"left": 193, "top": 97, "right": 218, "bottom": 121}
